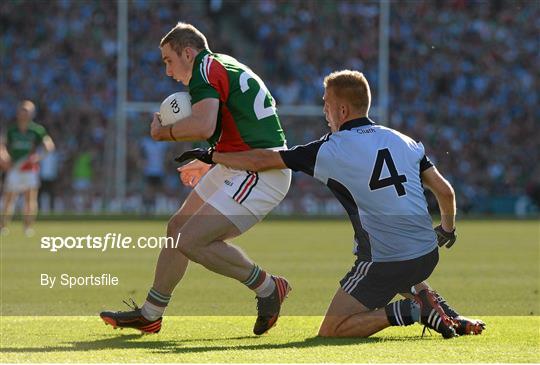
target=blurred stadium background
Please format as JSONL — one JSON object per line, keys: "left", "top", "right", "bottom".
{"left": 1, "top": 0, "right": 538, "bottom": 217}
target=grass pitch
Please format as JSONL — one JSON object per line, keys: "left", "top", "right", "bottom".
{"left": 1, "top": 316, "right": 538, "bottom": 363}
{"left": 1, "top": 219, "right": 539, "bottom": 362}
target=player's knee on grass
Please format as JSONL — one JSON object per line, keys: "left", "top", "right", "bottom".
{"left": 319, "top": 316, "right": 379, "bottom": 338}
{"left": 318, "top": 323, "right": 337, "bottom": 337}
{"left": 318, "top": 316, "right": 342, "bottom": 338}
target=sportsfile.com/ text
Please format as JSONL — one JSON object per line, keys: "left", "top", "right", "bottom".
{"left": 40, "top": 232, "right": 182, "bottom": 252}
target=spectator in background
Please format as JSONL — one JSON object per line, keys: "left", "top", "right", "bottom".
{"left": 38, "top": 148, "right": 60, "bottom": 212}
{"left": 1, "top": 0, "right": 537, "bottom": 214}
{"left": 72, "top": 145, "right": 94, "bottom": 212}
{"left": 140, "top": 135, "right": 169, "bottom": 214}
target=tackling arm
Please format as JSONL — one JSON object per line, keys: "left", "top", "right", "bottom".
{"left": 421, "top": 166, "right": 456, "bottom": 231}
{"left": 152, "top": 98, "right": 219, "bottom": 141}
{"left": 213, "top": 149, "right": 287, "bottom": 171}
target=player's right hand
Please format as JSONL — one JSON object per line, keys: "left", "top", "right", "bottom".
{"left": 434, "top": 225, "right": 457, "bottom": 248}
{"left": 176, "top": 160, "right": 211, "bottom": 188}
{"left": 150, "top": 112, "right": 165, "bottom": 140}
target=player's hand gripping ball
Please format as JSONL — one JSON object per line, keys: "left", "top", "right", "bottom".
{"left": 159, "top": 92, "right": 192, "bottom": 125}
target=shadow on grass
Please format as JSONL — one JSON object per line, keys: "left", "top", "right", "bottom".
{"left": 0, "top": 333, "right": 428, "bottom": 354}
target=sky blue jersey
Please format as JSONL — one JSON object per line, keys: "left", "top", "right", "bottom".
{"left": 280, "top": 117, "right": 437, "bottom": 262}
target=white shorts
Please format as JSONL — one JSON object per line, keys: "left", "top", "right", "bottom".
{"left": 4, "top": 168, "right": 40, "bottom": 193}
{"left": 195, "top": 163, "right": 291, "bottom": 232}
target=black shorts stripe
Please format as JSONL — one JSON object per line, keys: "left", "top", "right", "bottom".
{"left": 233, "top": 172, "right": 254, "bottom": 200}
{"left": 238, "top": 172, "right": 259, "bottom": 204}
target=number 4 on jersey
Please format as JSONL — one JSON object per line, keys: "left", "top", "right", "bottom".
{"left": 369, "top": 148, "right": 407, "bottom": 196}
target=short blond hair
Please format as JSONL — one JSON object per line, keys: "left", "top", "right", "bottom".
{"left": 160, "top": 22, "right": 209, "bottom": 55}
{"left": 323, "top": 70, "right": 371, "bottom": 115}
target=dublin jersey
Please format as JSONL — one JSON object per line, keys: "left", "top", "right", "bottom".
{"left": 189, "top": 49, "right": 286, "bottom": 152}
{"left": 280, "top": 117, "right": 437, "bottom": 262}
{"left": 6, "top": 121, "right": 48, "bottom": 163}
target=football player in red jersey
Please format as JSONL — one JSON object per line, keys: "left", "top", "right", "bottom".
{"left": 101, "top": 22, "right": 291, "bottom": 335}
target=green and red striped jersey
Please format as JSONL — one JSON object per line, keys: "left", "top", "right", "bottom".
{"left": 189, "top": 49, "right": 286, "bottom": 152}
{"left": 6, "top": 121, "right": 48, "bottom": 163}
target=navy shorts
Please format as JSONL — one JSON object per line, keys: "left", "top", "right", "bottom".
{"left": 340, "top": 248, "right": 439, "bottom": 310}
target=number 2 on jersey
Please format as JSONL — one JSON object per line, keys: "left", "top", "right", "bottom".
{"left": 369, "top": 148, "right": 407, "bottom": 196}
{"left": 239, "top": 70, "right": 276, "bottom": 120}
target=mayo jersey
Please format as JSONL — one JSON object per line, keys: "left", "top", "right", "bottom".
{"left": 189, "top": 49, "right": 286, "bottom": 152}
{"left": 280, "top": 117, "right": 437, "bottom": 262}
{"left": 6, "top": 121, "right": 48, "bottom": 163}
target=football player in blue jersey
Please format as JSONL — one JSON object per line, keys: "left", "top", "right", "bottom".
{"left": 177, "top": 70, "right": 485, "bottom": 339}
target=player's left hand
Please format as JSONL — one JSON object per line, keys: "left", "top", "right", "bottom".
{"left": 434, "top": 224, "right": 457, "bottom": 248}
{"left": 177, "top": 160, "right": 211, "bottom": 188}
{"left": 150, "top": 112, "right": 164, "bottom": 140}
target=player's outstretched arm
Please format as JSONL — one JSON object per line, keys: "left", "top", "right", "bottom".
{"left": 213, "top": 149, "right": 287, "bottom": 171}
{"left": 42, "top": 135, "right": 55, "bottom": 153}
{"left": 421, "top": 166, "right": 456, "bottom": 232}
{"left": 176, "top": 148, "right": 287, "bottom": 172}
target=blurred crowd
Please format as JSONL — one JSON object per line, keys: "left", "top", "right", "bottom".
{"left": 1, "top": 0, "right": 538, "bottom": 215}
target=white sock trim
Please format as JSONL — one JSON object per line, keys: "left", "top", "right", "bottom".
{"left": 254, "top": 275, "right": 275, "bottom": 297}
{"left": 141, "top": 300, "right": 166, "bottom": 321}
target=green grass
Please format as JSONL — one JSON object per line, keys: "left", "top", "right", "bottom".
{"left": 1, "top": 219, "right": 539, "bottom": 362}
{"left": 1, "top": 316, "right": 538, "bottom": 363}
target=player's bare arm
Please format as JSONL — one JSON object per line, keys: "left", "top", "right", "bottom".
{"left": 25, "top": 135, "right": 56, "bottom": 165}
{"left": 151, "top": 98, "right": 218, "bottom": 141}
{"left": 213, "top": 149, "right": 287, "bottom": 171}
{"left": 175, "top": 148, "right": 287, "bottom": 172}
{"left": 35, "top": 135, "right": 55, "bottom": 161}
{"left": 0, "top": 136, "right": 11, "bottom": 170}
{"left": 175, "top": 147, "right": 287, "bottom": 187}
{"left": 42, "top": 135, "right": 55, "bottom": 152}
{"left": 0, "top": 135, "right": 10, "bottom": 161}
{"left": 421, "top": 166, "right": 456, "bottom": 231}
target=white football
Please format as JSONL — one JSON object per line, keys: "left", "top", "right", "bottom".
{"left": 159, "top": 92, "right": 192, "bottom": 126}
